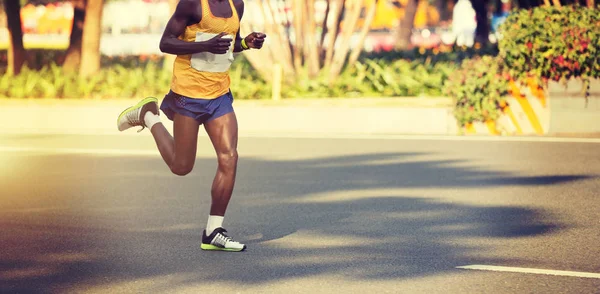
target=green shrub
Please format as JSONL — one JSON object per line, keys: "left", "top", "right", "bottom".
{"left": 444, "top": 56, "right": 510, "bottom": 127}
{"left": 0, "top": 50, "right": 167, "bottom": 72}
{"left": 0, "top": 60, "right": 270, "bottom": 100}
{"left": 0, "top": 55, "right": 456, "bottom": 99}
{"left": 499, "top": 4, "right": 600, "bottom": 85}
{"left": 284, "top": 59, "right": 457, "bottom": 98}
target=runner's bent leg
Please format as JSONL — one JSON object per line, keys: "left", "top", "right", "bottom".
{"left": 149, "top": 113, "right": 200, "bottom": 176}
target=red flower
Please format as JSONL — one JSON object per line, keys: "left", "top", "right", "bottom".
{"left": 553, "top": 56, "right": 565, "bottom": 66}
{"left": 526, "top": 42, "right": 533, "bottom": 50}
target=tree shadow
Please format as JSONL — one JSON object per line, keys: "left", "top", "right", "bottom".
{"left": 0, "top": 152, "right": 593, "bottom": 293}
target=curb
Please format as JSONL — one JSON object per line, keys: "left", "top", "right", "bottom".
{"left": 0, "top": 98, "right": 459, "bottom": 136}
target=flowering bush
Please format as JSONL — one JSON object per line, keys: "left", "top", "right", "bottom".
{"left": 498, "top": 5, "right": 600, "bottom": 85}
{"left": 446, "top": 5, "right": 600, "bottom": 129}
{"left": 444, "top": 56, "right": 510, "bottom": 126}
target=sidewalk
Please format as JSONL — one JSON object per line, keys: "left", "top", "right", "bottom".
{"left": 0, "top": 98, "right": 459, "bottom": 136}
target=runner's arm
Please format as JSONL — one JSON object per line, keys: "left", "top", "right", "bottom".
{"left": 233, "top": 0, "right": 246, "bottom": 53}
{"left": 159, "top": 0, "right": 232, "bottom": 55}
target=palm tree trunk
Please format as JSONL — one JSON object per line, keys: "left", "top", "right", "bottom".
{"left": 80, "top": 0, "right": 104, "bottom": 77}
{"left": 63, "top": 0, "right": 86, "bottom": 73}
{"left": 394, "top": 0, "right": 418, "bottom": 50}
{"left": 4, "top": 0, "right": 26, "bottom": 75}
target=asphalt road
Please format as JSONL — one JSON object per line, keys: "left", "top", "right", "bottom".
{"left": 1, "top": 134, "right": 599, "bottom": 293}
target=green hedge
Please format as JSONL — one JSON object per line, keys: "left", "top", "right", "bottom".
{"left": 285, "top": 59, "right": 456, "bottom": 98}
{"left": 0, "top": 49, "right": 458, "bottom": 99}
{"left": 0, "top": 61, "right": 270, "bottom": 99}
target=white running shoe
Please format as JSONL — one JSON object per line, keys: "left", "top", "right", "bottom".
{"left": 116, "top": 97, "right": 159, "bottom": 132}
{"left": 201, "top": 228, "right": 246, "bottom": 252}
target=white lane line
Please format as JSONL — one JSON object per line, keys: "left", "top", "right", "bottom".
{"left": 456, "top": 265, "right": 600, "bottom": 279}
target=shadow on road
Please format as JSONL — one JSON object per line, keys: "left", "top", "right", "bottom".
{"left": 0, "top": 152, "right": 594, "bottom": 292}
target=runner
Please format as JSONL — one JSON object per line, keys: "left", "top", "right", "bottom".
{"left": 116, "top": 0, "right": 266, "bottom": 252}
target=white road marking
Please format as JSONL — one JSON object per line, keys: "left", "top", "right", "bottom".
{"left": 456, "top": 265, "right": 600, "bottom": 279}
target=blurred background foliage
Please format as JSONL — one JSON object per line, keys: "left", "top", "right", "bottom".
{"left": 0, "top": 0, "right": 598, "bottom": 129}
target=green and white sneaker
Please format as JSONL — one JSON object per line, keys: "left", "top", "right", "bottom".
{"left": 201, "top": 228, "right": 246, "bottom": 252}
{"left": 117, "top": 97, "right": 159, "bottom": 132}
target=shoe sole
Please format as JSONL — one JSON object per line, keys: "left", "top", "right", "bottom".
{"left": 201, "top": 243, "right": 247, "bottom": 252}
{"left": 116, "top": 97, "right": 159, "bottom": 131}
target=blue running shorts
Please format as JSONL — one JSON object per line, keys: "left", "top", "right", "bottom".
{"left": 160, "top": 90, "right": 234, "bottom": 125}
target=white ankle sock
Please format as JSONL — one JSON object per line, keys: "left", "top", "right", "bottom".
{"left": 206, "top": 215, "right": 224, "bottom": 235}
{"left": 144, "top": 112, "right": 161, "bottom": 130}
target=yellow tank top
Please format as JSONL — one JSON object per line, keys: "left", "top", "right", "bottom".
{"left": 171, "top": 0, "right": 240, "bottom": 99}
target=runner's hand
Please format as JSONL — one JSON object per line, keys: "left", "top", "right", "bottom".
{"left": 203, "top": 32, "right": 232, "bottom": 54}
{"left": 244, "top": 32, "right": 266, "bottom": 49}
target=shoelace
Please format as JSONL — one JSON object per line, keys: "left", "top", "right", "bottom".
{"left": 213, "top": 233, "right": 234, "bottom": 247}
{"left": 126, "top": 109, "right": 145, "bottom": 133}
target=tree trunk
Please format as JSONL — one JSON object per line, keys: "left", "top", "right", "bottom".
{"left": 292, "top": 0, "right": 304, "bottom": 71}
{"left": 258, "top": 0, "right": 295, "bottom": 74}
{"left": 472, "top": 0, "right": 488, "bottom": 45}
{"left": 162, "top": 0, "right": 178, "bottom": 73}
{"left": 305, "top": 0, "right": 320, "bottom": 77}
{"left": 80, "top": 0, "right": 104, "bottom": 77}
{"left": 319, "top": 0, "right": 330, "bottom": 49}
{"left": 329, "top": 0, "right": 362, "bottom": 82}
{"left": 394, "top": 0, "right": 418, "bottom": 50}
{"left": 323, "top": 0, "right": 344, "bottom": 69}
{"left": 436, "top": 0, "right": 451, "bottom": 22}
{"left": 63, "top": 0, "right": 86, "bottom": 73}
{"left": 348, "top": 0, "right": 378, "bottom": 66}
{"left": 4, "top": 0, "right": 26, "bottom": 75}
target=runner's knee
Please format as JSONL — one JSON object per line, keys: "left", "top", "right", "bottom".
{"left": 170, "top": 160, "right": 194, "bottom": 176}
{"left": 217, "top": 149, "right": 238, "bottom": 171}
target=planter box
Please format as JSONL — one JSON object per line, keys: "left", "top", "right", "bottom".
{"left": 547, "top": 79, "right": 600, "bottom": 135}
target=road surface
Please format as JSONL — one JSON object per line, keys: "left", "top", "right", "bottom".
{"left": 1, "top": 134, "right": 599, "bottom": 293}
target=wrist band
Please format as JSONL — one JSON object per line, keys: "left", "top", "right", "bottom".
{"left": 241, "top": 39, "right": 249, "bottom": 50}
